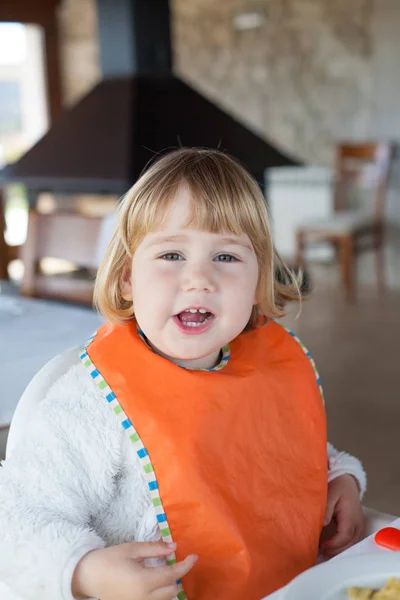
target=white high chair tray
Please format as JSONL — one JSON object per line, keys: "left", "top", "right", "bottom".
{"left": 283, "top": 552, "right": 400, "bottom": 600}
{"left": 263, "top": 517, "right": 400, "bottom": 600}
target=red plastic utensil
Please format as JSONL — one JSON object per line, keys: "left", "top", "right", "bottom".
{"left": 375, "top": 527, "right": 400, "bottom": 550}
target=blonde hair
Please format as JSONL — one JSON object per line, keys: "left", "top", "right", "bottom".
{"left": 94, "top": 148, "right": 301, "bottom": 327}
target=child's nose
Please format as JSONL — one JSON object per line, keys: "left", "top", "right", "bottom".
{"left": 181, "top": 264, "right": 216, "bottom": 293}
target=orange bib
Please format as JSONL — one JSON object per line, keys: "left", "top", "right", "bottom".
{"left": 83, "top": 320, "right": 327, "bottom": 599}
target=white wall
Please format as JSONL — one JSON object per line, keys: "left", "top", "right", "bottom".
{"left": 371, "top": 0, "right": 400, "bottom": 226}
{"left": 21, "top": 26, "right": 48, "bottom": 147}
{"left": 371, "top": 0, "right": 400, "bottom": 138}
{"left": 0, "top": 24, "right": 48, "bottom": 160}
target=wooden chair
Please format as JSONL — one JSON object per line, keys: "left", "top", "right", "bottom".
{"left": 20, "top": 209, "right": 105, "bottom": 305}
{"left": 295, "top": 142, "right": 394, "bottom": 301}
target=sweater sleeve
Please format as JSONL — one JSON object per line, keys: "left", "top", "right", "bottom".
{"left": 327, "top": 442, "right": 367, "bottom": 499}
{"left": 0, "top": 363, "right": 123, "bottom": 600}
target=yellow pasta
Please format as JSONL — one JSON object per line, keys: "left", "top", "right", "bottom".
{"left": 348, "top": 578, "right": 400, "bottom": 599}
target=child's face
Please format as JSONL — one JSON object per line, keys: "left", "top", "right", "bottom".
{"left": 121, "top": 188, "right": 259, "bottom": 369}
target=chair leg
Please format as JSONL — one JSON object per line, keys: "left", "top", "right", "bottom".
{"left": 295, "top": 230, "right": 306, "bottom": 267}
{"left": 20, "top": 208, "right": 39, "bottom": 297}
{"left": 374, "top": 228, "right": 385, "bottom": 294}
{"left": 0, "top": 188, "right": 10, "bottom": 280}
{"left": 339, "top": 235, "right": 355, "bottom": 302}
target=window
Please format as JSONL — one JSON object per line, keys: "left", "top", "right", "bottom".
{"left": 0, "top": 81, "right": 22, "bottom": 135}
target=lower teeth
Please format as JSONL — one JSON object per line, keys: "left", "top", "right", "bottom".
{"left": 182, "top": 316, "right": 211, "bottom": 328}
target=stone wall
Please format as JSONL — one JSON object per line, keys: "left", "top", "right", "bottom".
{"left": 57, "top": 0, "right": 374, "bottom": 165}
{"left": 172, "top": 0, "right": 374, "bottom": 165}
{"left": 52, "top": 0, "right": 111, "bottom": 215}
{"left": 58, "top": 0, "right": 101, "bottom": 106}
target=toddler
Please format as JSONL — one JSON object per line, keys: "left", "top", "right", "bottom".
{"left": 0, "top": 148, "right": 366, "bottom": 600}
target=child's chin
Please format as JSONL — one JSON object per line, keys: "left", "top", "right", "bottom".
{"left": 170, "top": 342, "right": 218, "bottom": 361}
{"left": 172, "top": 348, "right": 210, "bottom": 361}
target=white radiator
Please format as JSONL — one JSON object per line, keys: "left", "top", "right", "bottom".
{"left": 267, "top": 166, "right": 334, "bottom": 261}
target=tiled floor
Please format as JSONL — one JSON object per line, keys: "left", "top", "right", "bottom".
{"left": 283, "top": 260, "right": 400, "bottom": 515}
{"left": 1, "top": 247, "right": 399, "bottom": 515}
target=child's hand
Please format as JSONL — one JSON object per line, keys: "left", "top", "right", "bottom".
{"left": 72, "top": 541, "right": 197, "bottom": 600}
{"left": 319, "top": 474, "right": 365, "bottom": 558}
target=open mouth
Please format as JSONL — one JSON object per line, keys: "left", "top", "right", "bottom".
{"left": 174, "top": 307, "right": 215, "bottom": 330}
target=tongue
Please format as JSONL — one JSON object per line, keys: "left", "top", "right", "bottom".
{"left": 179, "top": 312, "right": 210, "bottom": 324}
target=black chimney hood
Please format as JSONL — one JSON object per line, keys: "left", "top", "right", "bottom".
{"left": 0, "top": 0, "right": 300, "bottom": 195}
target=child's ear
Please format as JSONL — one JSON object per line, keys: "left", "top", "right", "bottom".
{"left": 120, "top": 265, "right": 133, "bottom": 302}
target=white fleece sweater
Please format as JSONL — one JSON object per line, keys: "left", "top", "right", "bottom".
{"left": 0, "top": 361, "right": 366, "bottom": 600}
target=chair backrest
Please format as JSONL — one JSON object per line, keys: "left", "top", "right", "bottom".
{"left": 21, "top": 210, "right": 109, "bottom": 304}
{"left": 334, "top": 142, "right": 394, "bottom": 217}
{"left": 5, "top": 346, "right": 81, "bottom": 459}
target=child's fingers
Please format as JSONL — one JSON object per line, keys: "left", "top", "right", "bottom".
{"left": 321, "top": 502, "right": 354, "bottom": 547}
{"left": 150, "top": 584, "right": 181, "bottom": 600}
{"left": 320, "top": 512, "right": 355, "bottom": 549}
{"left": 323, "top": 496, "right": 337, "bottom": 527}
{"left": 324, "top": 531, "right": 361, "bottom": 559}
{"left": 321, "top": 527, "right": 354, "bottom": 550}
{"left": 126, "top": 541, "right": 177, "bottom": 560}
{"left": 320, "top": 524, "right": 356, "bottom": 557}
{"left": 145, "top": 555, "right": 198, "bottom": 590}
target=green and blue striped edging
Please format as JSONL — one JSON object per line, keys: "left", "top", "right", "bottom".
{"left": 281, "top": 324, "right": 324, "bottom": 403}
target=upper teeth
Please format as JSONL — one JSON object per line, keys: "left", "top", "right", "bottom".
{"left": 185, "top": 308, "right": 207, "bottom": 314}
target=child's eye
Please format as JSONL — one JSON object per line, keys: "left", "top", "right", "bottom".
{"left": 214, "top": 254, "right": 238, "bottom": 262}
{"left": 160, "top": 253, "right": 184, "bottom": 261}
